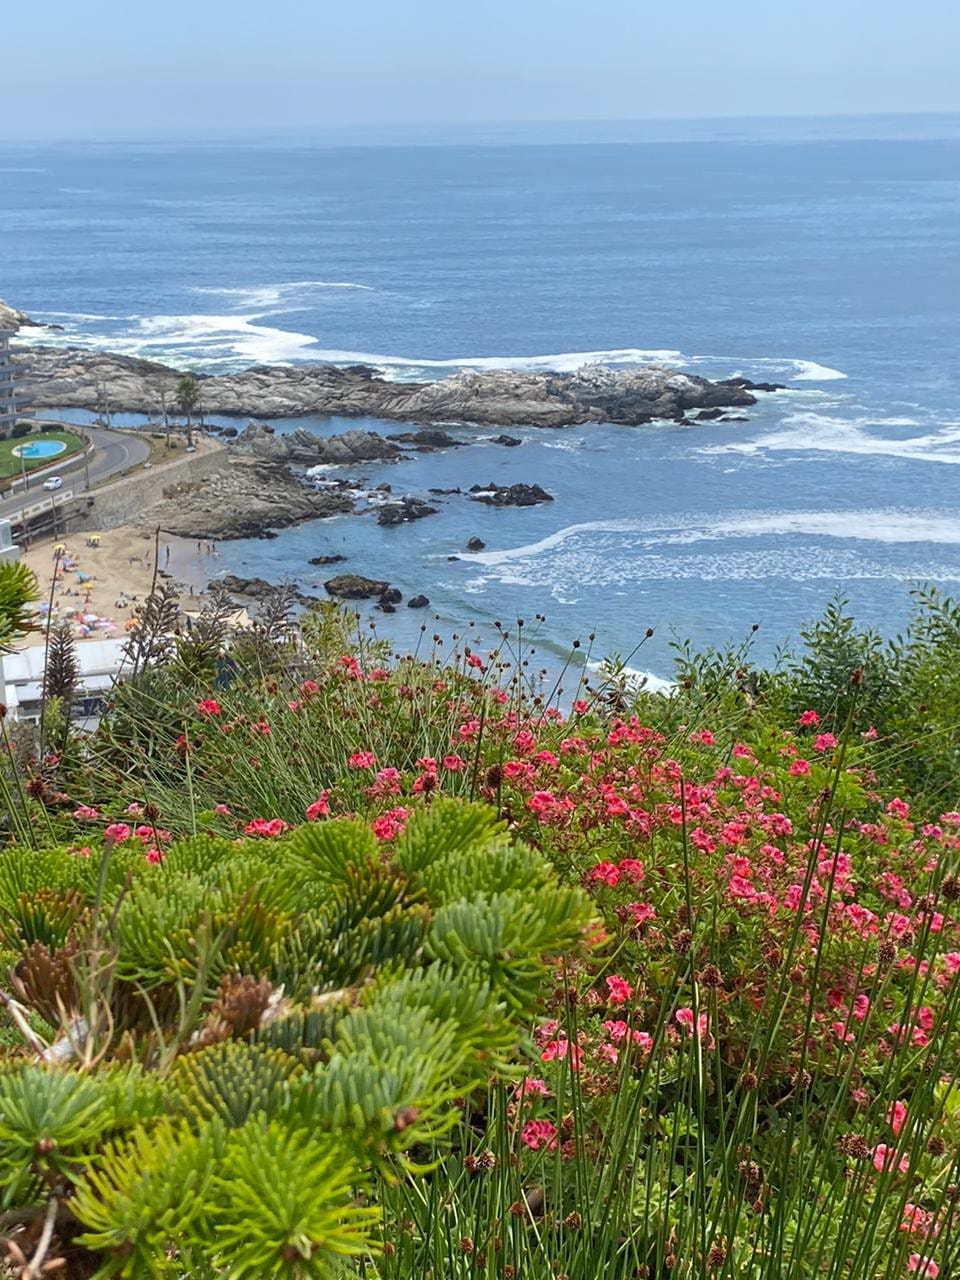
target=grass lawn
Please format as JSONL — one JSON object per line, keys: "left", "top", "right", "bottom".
{"left": 0, "top": 428, "right": 86, "bottom": 479}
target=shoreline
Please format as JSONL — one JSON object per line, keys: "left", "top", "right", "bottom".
{"left": 20, "top": 527, "right": 212, "bottom": 644}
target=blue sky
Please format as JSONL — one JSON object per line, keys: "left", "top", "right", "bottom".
{"left": 4, "top": 0, "right": 959, "bottom": 140}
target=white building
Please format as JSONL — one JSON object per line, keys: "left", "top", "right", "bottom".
{"left": 0, "top": 519, "right": 20, "bottom": 565}
{"left": 0, "top": 637, "right": 130, "bottom": 726}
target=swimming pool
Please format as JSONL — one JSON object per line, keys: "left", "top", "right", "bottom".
{"left": 13, "top": 439, "right": 68, "bottom": 460}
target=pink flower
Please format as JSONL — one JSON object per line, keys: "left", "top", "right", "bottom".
{"left": 675, "top": 1008, "right": 715, "bottom": 1048}
{"left": 197, "top": 698, "right": 222, "bottom": 717}
{"left": 798, "top": 709, "right": 821, "bottom": 727}
{"left": 442, "top": 754, "right": 467, "bottom": 772}
{"left": 513, "top": 730, "right": 537, "bottom": 755}
{"left": 213, "top": 803, "right": 231, "bottom": 816}
{"left": 244, "top": 817, "right": 289, "bottom": 838}
{"left": 540, "top": 1038, "right": 582, "bottom": 1069}
{"left": 126, "top": 802, "right": 143, "bottom": 816}
{"left": 306, "top": 792, "right": 330, "bottom": 822}
{"left": 617, "top": 858, "right": 645, "bottom": 884}
{"left": 103, "top": 823, "right": 132, "bottom": 843}
{"left": 466, "top": 653, "right": 485, "bottom": 671}
{"left": 145, "top": 847, "right": 164, "bottom": 865}
{"left": 585, "top": 861, "right": 621, "bottom": 888}
{"left": 813, "top": 733, "right": 838, "bottom": 753}
{"left": 690, "top": 729, "right": 715, "bottom": 745}
{"left": 73, "top": 805, "right": 100, "bottom": 821}
{"left": 348, "top": 751, "right": 377, "bottom": 769}
{"left": 907, "top": 1256, "right": 939, "bottom": 1278}
{"left": 789, "top": 759, "right": 811, "bottom": 777}
{"left": 887, "top": 1100, "right": 907, "bottom": 1136}
{"left": 572, "top": 699, "right": 589, "bottom": 715}
{"left": 605, "top": 975, "right": 634, "bottom": 1005}
{"left": 872, "top": 1143, "right": 909, "bottom": 1174}
{"left": 887, "top": 797, "right": 911, "bottom": 820}
{"left": 372, "top": 807, "right": 409, "bottom": 841}
{"left": 521, "top": 1120, "right": 558, "bottom": 1151}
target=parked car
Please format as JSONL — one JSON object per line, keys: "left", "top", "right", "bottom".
{"left": 42, "top": 476, "right": 63, "bottom": 491}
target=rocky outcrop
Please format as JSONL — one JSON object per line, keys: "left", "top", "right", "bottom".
{"left": 14, "top": 344, "right": 772, "bottom": 427}
{"left": 408, "top": 595, "right": 430, "bottom": 609}
{"left": 466, "top": 536, "right": 486, "bottom": 551}
{"left": 0, "top": 299, "right": 50, "bottom": 331}
{"left": 308, "top": 554, "right": 347, "bottom": 566}
{"left": 213, "top": 574, "right": 318, "bottom": 605}
{"left": 238, "top": 422, "right": 401, "bottom": 465}
{"left": 386, "top": 428, "right": 465, "bottom": 450}
{"left": 492, "top": 433, "right": 522, "bottom": 446}
{"left": 376, "top": 497, "right": 439, "bottom": 526}
{"left": 468, "top": 482, "right": 553, "bottom": 507}
{"left": 324, "top": 574, "right": 390, "bottom": 600}
{"left": 137, "top": 460, "right": 355, "bottom": 540}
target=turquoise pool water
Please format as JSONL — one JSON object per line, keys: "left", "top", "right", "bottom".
{"left": 14, "top": 439, "right": 67, "bottom": 459}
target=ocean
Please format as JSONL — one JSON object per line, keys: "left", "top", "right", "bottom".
{"left": 2, "top": 116, "right": 960, "bottom": 683}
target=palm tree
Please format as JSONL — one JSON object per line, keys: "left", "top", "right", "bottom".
{"left": 176, "top": 375, "right": 201, "bottom": 447}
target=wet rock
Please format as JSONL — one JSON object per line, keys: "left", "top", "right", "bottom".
{"left": 429, "top": 487, "right": 462, "bottom": 495}
{"left": 308, "top": 554, "right": 347, "bottom": 566}
{"left": 408, "top": 594, "right": 430, "bottom": 608}
{"left": 380, "top": 587, "right": 403, "bottom": 605}
{"left": 376, "top": 497, "right": 439, "bottom": 526}
{"left": 492, "top": 433, "right": 522, "bottom": 446}
{"left": 466, "top": 536, "right": 486, "bottom": 551}
{"left": 718, "top": 376, "right": 786, "bottom": 394}
{"left": 237, "top": 421, "right": 402, "bottom": 466}
{"left": 324, "top": 574, "right": 390, "bottom": 600}
{"left": 468, "top": 482, "right": 553, "bottom": 507}
{"left": 374, "top": 482, "right": 392, "bottom": 492}
{"left": 387, "top": 428, "right": 465, "bottom": 450}
{"left": 378, "top": 601, "right": 396, "bottom": 613}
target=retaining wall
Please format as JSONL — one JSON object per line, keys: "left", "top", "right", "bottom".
{"left": 74, "top": 446, "right": 226, "bottom": 531}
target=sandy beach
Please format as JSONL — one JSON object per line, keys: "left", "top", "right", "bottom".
{"left": 20, "top": 526, "right": 213, "bottom": 641}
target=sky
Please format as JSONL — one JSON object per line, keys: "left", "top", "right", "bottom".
{"left": 3, "top": 0, "right": 959, "bottom": 142}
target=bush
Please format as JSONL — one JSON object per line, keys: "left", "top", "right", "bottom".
{"left": 10, "top": 421, "right": 32, "bottom": 438}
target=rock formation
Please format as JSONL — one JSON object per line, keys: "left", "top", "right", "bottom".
{"left": 14, "top": 344, "right": 774, "bottom": 427}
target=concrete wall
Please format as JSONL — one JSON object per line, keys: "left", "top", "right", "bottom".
{"left": 74, "top": 446, "right": 226, "bottom": 531}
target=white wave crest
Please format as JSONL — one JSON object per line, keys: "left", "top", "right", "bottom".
{"left": 191, "top": 280, "right": 374, "bottom": 312}
{"left": 465, "top": 508, "right": 960, "bottom": 571}
{"left": 790, "top": 359, "right": 848, "bottom": 381}
{"left": 701, "top": 411, "right": 960, "bottom": 465}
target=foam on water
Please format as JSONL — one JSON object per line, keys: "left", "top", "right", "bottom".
{"left": 701, "top": 412, "right": 960, "bottom": 465}
{"left": 191, "top": 280, "right": 374, "bottom": 311}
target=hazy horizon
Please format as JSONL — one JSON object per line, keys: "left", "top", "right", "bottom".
{"left": 5, "top": 0, "right": 959, "bottom": 143}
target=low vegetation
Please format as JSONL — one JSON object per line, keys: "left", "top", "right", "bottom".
{"left": 0, "top": 575, "right": 957, "bottom": 1278}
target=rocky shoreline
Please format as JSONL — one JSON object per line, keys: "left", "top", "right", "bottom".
{"left": 14, "top": 344, "right": 775, "bottom": 427}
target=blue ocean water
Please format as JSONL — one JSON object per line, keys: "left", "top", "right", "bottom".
{"left": 2, "top": 117, "right": 960, "bottom": 680}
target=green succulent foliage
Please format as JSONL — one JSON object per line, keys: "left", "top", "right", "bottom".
{"left": 72, "top": 1118, "right": 219, "bottom": 1277}
{"left": 172, "top": 1041, "right": 304, "bottom": 1128}
{"left": 0, "top": 1065, "right": 161, "bottom": 1208}
{"left": 427, "top": 888, "right": 593, "bottom": 1012}
{"left": 0, "top": 803, "right": 593, "bottom": 1274}
{"left": 393, "top": 799, "right": 506, "bottom": 877}
{"left": 202, "top": 1119, "right": 378, "bottom": 1278}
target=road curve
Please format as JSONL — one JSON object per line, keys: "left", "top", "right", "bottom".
{"left": 0, "top": 425, "right": 153, "bottom": 523}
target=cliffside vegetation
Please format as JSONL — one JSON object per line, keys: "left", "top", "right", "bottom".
{"left": 0, "top": 581, "right": 957, "bottom": 1278}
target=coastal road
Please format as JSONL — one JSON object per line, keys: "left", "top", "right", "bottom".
{"left": 0, "top": 424, "right": 152, "bottom": 524}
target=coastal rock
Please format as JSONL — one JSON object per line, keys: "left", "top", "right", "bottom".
{"left": 324, "top": 574, "right": 390, "bottom": 599}
{"left": 213, "top": 574, "right": 318, "bottom": 605}
{"left": 308, "top": 554, "right": 347, "bottom": 566}
{"left": 0, "top": 299, "right": 55, "bottom": 331}
{"left": 238, "top": 422, "right": 402, "bottom": 465}
{"left": 136, "top": 460, "right": 354, "bottom": 540}
{"left": 492, "top": 433, "right": 522, "bottom": 446}
{"left": 719, "top": 376, "right": 785, "bottom": 394}
{"left": 468, "top": 482, "right": 553, "bottom": 507}
{"left": 380, "top": 587, "right": 403, "bottom": 605}
{"left": 387, "top": 428, "right": 465, "bottom": 450}
{"left": 15, "top": 343, "right": 768, "bottom": 427}
{"left": 376, "top": 497, "right": 439, "bottom": 526}
{"left": 466, "top": 536, "right": 486, "bottom": 551}
{"left": 408, "top": 594, "right": 430, "bottom": 609}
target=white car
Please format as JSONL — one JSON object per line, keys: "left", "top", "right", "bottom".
{"left": 42, "top": 476, "right": 63, "bottom": 491}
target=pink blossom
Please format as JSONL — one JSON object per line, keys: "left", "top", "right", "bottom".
{"left": 605, "top": 975, "right": 634, "bottom": 1004}
{"left": 306, "top": 792, "right": 330, "bottom": 822}
{"left": 872, "top": 1143, "right": 909, "bottom": 1174}
{"left": 798, "top": 709, "right": 821, "bottom": 727}
{"left": 442, "top": 754, "right": 467, "bottom": 772}
{"left": 244, "top": 817, "right": 289, "bottom": 838}
{"left": 372, "top": 807, "right": 409, "bottom": 841}
{"left": 103, "top": 823, "right": 132, "bottom": 843}
{"left": 907, "top": 1256, "right": 939, "bottom": 1278}
{"left": 813, "top": 733, "right": 839, "bottom": 753}
{"left": 197, "top": 698, "right": 222, "bottom": 717}
{"left": 348, "top": 751, "right": 377, "bottom": 769}
{"left": 521, "top": 1120, "right": 558, "bottom": 1151}
{"left": 887, "top": 1100, "right": 907, "bottom": 1136}
{"left": 73, "top": 805, "right": 100, "bottom": 821}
